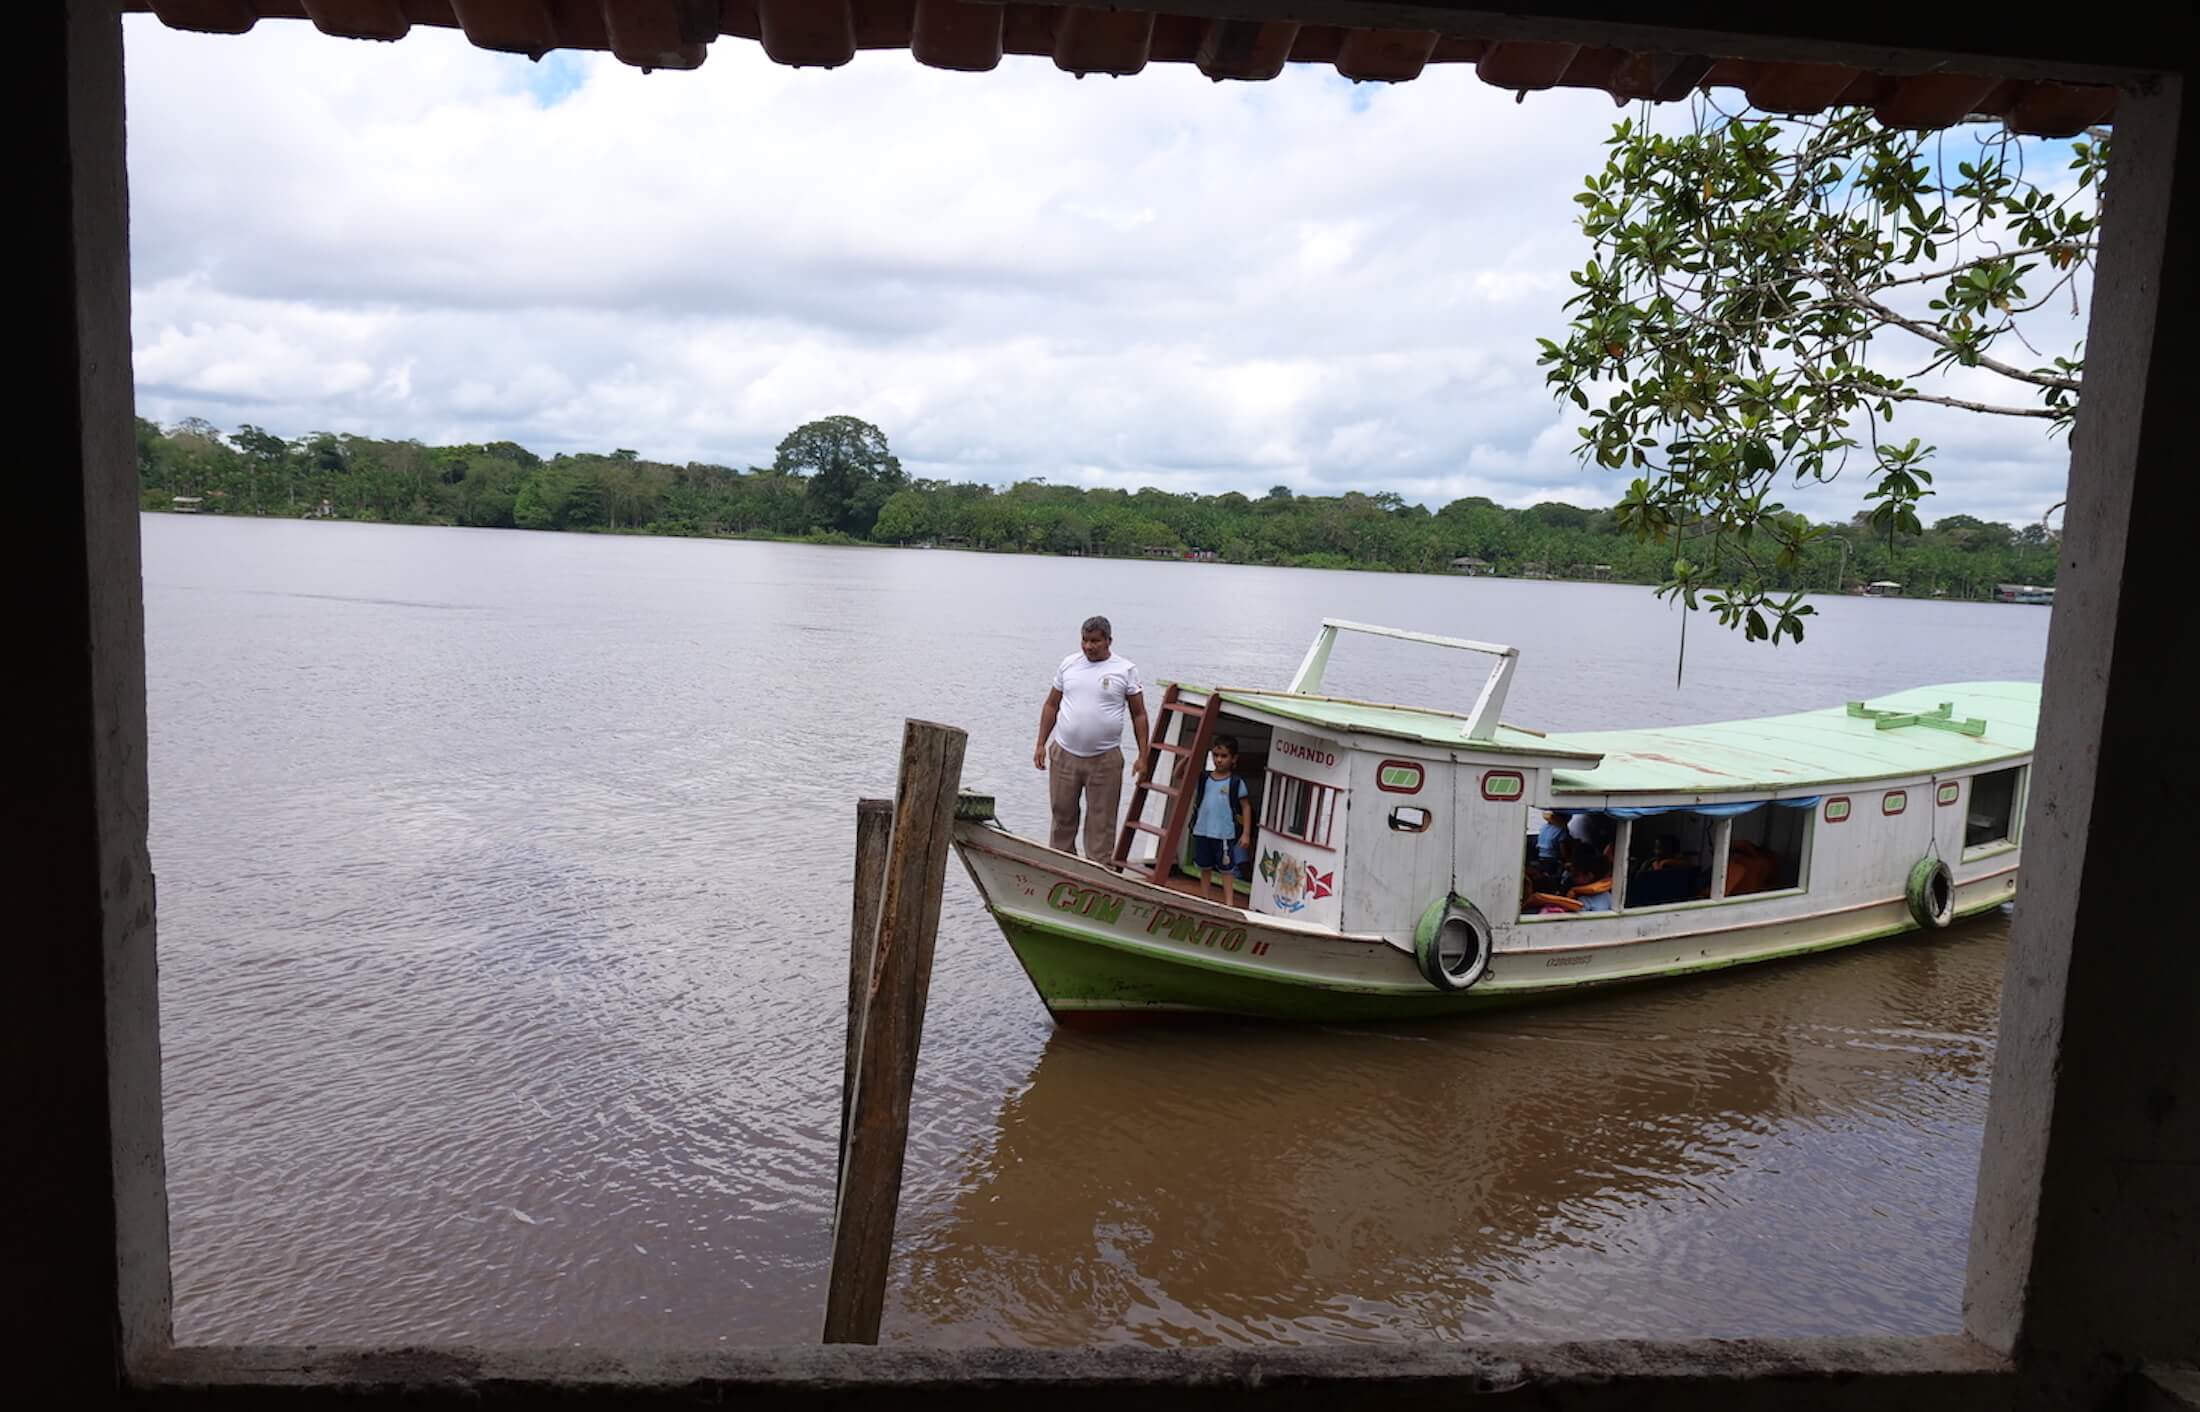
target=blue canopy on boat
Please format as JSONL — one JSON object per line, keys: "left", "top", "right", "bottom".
{"left": 1602, "top": 797, "right": 1821, "bottom": 819}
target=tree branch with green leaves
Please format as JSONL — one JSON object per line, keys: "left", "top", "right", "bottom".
{"left": 1537, "top": 100, "right": 2102, "bottom": 644}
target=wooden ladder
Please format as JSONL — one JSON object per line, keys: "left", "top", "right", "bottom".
{"left": 1113, "top": 684, "right": 1223, "bottom": 884}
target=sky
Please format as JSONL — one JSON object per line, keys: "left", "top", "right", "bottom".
{"left": 122, "top": 16, "right": 2086, "bottom": 528}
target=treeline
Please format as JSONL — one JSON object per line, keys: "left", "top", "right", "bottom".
{"left": 136, "top": 414, "right": 2060, "bottom": 598}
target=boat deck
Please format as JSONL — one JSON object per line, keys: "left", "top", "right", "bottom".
{"left": 1126, "top": 865, "right": 1251, "bottom": 907}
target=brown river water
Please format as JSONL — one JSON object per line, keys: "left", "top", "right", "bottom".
{"left": 144, "top": 514, "right": 2044, "bottom": 1347}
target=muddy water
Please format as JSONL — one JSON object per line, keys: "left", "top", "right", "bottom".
{"left": 144, "top": 515, "right": 2042, "bottom": 1346}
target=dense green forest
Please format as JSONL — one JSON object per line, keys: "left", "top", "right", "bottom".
{"left": 137, "top": 413, "right": 2059, "bottom": 599}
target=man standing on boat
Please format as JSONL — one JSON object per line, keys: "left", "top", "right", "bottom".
{"left": 1034, "top": 615, "right": 1151, "bottom": 862}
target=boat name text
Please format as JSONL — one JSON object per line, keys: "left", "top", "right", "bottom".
{"left": 1047, "top": 881, "right": 1125, "bottom": 925}
{"left": 1276, "top": 739, "right": 1338, "bottom": 768}
{"left": 1148, "top": 906, "right": 1255, "bottom": 954}
{"left": 1045, "top": 883, "right": 1268, "bottom": 956}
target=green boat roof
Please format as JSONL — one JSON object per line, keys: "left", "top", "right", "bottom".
{"left": 1203, "top": 688, "right": 1600, "bottom": 760}
{"left": 1196, "top": 679, "right": 2040, "bottom": 797}
{"left": 1544, "top": 681, "right": 2039, "bottom": 796}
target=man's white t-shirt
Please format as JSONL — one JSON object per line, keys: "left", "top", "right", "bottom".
{"left": 1051, "top": 651, "right": 1144, "bottom": 758}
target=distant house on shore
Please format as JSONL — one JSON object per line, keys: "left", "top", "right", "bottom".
{"left": 1449, "top": 556, "right": 1493, "bottom": 576}
{"left": 171, "top": 496, "right": 201, "bottom": 514}
{"left": 1142, "top": 545, "right": 1217, "bottom": 562}
{"left": 1862, "top": 580, "right": 1903, "bottom": 598}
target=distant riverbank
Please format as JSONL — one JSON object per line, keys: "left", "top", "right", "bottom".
{"left": 136, "top": 413, "right": 2060, "bottom": 601}
{"left": 139, "top": 507, "right": 1677, "bottom": 588}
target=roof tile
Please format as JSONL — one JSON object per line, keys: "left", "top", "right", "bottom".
{"left": 124, "top": 1, "right": 2122, "bottom": 136}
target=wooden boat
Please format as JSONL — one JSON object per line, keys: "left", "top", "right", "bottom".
{"left": 951, "top": 620, "right": 2033, "bottom": 1027}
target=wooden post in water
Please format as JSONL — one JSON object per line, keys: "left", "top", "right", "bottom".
{"left": 823, "top": 720, "right": 966, "bottom": 1344}
{"left": 838, "top": 798, "right": 893, "bottom": 1190}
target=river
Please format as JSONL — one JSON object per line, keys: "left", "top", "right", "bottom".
{"left": 143, "top": 513, "right": 2047, "bottom": 1347}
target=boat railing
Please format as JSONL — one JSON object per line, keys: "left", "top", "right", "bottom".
{"left": 1286, "top": 619, "right": 1518, "bottom": 740}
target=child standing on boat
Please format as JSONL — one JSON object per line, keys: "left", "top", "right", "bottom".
{"left": 1190, "top": 736, "right": 1253, "bottom": 904}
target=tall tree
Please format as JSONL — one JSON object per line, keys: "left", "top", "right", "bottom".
{"left": 773, "top": 415, "right": 906, "bottom": 536}
{"left": 1538, "top": 103, "right": 2102, "bottom": 643}
{"left": 233, "top": 424, "right": 293, "bottom": 513}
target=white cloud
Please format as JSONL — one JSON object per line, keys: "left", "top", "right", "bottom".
{"left": 123, "top": 16, "right": 2082, "bottom": 523}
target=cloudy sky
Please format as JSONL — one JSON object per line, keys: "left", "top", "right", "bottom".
{"left": 123, "top": 16, "right": 2084, "bottom": 526}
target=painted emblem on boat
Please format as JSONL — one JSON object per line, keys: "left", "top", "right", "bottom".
{"left": 1261, "top": 849, "right": 1310, "bottom": 912}
{"left": 1306, "top": 866, "right": 1334, "bottom": 900}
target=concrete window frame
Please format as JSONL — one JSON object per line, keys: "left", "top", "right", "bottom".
{"left": 19, "top": 2, "right": 2194, "bottom": 1407}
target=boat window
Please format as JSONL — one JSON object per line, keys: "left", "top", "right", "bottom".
{"left": 1965, "top": 767, "right": 2023, "bottom": 850}
{"left": 1723, "top": 803, "right": 1809, "bottom": 896}
{"left": 1519, "top": 807, "right": 1619, "bottom": 917}
{"left": 1625, "top": 814, "right": 1716, "bottom": 908}
{"left": 1520, "top": 803, "right": 1814, "bottom": 919}
{"left": 1262, "top": 771, "right": 1339, "bottom": 850}
{"left": 1388, "top": 806, "right": 1432, "bottom": 833}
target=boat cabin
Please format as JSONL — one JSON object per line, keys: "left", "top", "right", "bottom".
{"left": 1117, "top": 621, "right": 2036, "bottom": 955}
{"left": 1115, "top": 621, "right": 1601, "bottom": 941}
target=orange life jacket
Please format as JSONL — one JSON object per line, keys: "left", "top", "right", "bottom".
{"left": 1726, "top": 840, "right": 1778, "bottom": 896}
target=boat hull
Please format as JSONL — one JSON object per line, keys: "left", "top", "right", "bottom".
{"left": 954, "top": 823, "right": 2011, "bottom": 1027}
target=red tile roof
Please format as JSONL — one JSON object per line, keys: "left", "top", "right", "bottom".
{"left": 127, "top": 1, "right": 2118, "bottom": 137}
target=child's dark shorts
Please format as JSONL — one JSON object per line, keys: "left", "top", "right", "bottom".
{"left": 1192, "top": 836, "right": 1235, "bottom": 871}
